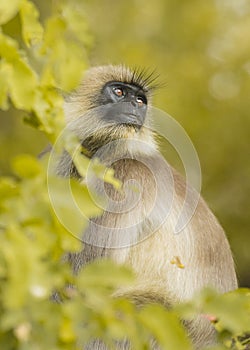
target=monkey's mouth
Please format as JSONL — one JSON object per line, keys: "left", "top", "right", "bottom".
{"left": 102, "top": 104, "right": 146, "bottom": 130}
{"left": 119, "top": 113, "right": 144, "bottom": 129}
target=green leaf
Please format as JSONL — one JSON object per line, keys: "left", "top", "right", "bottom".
{"left": 176, "top": 288, "right": 250, "bottom": 336}
{"left": 42, "top": 16, "right": 66, "bottom": 48}
{"left": 90, "top": 158, "right": 122, "bottom": 190}
{"left": 48, "top": 176, "right": 92, "bottom": 238}
{"left": 53, "top": 41, "right": 88, "bottom": 91}
{"left": 59, "top": 317, "right": 76, "bottom": 343}
{"left": 0, "top": 32, "right": 19, "bottom": 60}
{"left": 64, "top": 132, "right": 90, "bottom": 177}
{"left": 0, "top": 0, "right": 21, "bottom": 25}
{"left": 0, "top": 61, "right": 10, "bottom": 110}
{"left": 70, "top": 178, "right": 103, "bottom": 218}
{"left": 8, "top": 58, "right": 38, "bottom": 110}
{"left": 0, "top": 33, "right": 38, "bottom": 110}
{"left": 33, "top": 86, "right": 65, "bottom": 137}
{"left": 78, "top": 260, "right": 135, "bottom": 291}
{"left": 139, "top": 305, "right": 193, "bottom": 350}
{"left": 12, "top": 154, "right": 42, "bottom": 178}
{"left": 0, "top": 177, "right": 18, "bottom": 199}
{"left": 2, "top": 226, "right": 50, "bottom": 309}
{"left": 205, "top": 289, "right": 250, "bottom": 334}
{"left": 42, "top": 15, "right": 88, "bottom": 91}
{"left": 19, "top": 0, "right": 44, "bottom": 47}
{"left": 62, "top": 4, "right": 93, "bottom": 48}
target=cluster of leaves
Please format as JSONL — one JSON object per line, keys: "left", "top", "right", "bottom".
{"left": 0, "top": 0, "right": 92, "bottom": 135}
{"left": 0, "top": 1, "right": 249, "bottom": 349}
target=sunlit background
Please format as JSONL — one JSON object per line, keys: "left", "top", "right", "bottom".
{"left": 1, "top": 0, "right": 249, "bottom": 286}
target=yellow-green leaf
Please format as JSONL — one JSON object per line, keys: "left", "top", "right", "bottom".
{"left": 70, "top": 178, "right": 103, "bottom": 218}
{"left": 78, "top": 260, "right": 134, "bottom": 291}
{"left": 42, "top": 16, "right": 66, "bottom": 49}
{"left": 0, "top": 32, "right": 19, "bottom": 60}
{"left": 52, "top": 41, "right": 87, "bottom": 91}
{"left": 8, "top": 58, "right": 37, "bottom": 110}
{"left": 139, "top": 305, "right": 193, "bottom": 350}
{"left": 42, "top": 14, "right": 88, "bottom": 91}
{"left": 59, "top": 318, "right": 76, "bottom": 343}
{"left": 48, "top": 176, "right": 89, "bottom": 238}
{"left": 19, "top": 0, "right": 44, "bottom": 47}
{"left": 12, "top": 154, "right": 42, "bottom": 178}
{"left": 62, "top": 4, "right": 93, "bottom": 48}
{"left": 0, "top": 33, "right": 38, "bottom": 110}
{"left": 0, "top": 61, "right": 10, "bottom": 110}
{"left": 0, "top": 0, "right": 21, "bottom": 25}
{"left": 91, "top": 158, "right": 121, "bottom": 190}
{"left": 0, "top": 177, "right": 18, "bottom": 199}
{"left": 64, "top": 133, "right": 90, "bottom": 177}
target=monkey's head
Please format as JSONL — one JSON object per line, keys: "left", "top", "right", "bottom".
{"left": 64, "top": 65, "right": 158, "bottom": 156}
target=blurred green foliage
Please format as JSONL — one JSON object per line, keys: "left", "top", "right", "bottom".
{"left": 0, "top": 1, "right": 249, "bottom": 349}
{"left": 1, "top": 0, "right": 249, "bottom": 286}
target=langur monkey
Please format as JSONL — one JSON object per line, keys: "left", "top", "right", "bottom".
{"left": 57, "top": 65, "right": 237, "bottom": 349}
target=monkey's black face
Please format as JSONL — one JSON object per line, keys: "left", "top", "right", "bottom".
{"left": 99, "top": 81, "right": 148, "bottom": 129}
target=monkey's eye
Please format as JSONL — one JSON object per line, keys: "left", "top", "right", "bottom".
{"left": 113, "top": 87, "right": 124, "bottom": 97}
{"left": 136, "top": 96, "right": 147, "bottom": 107}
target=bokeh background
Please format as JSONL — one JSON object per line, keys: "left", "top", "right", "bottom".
{"left": 1, "top": 0, "right": 249, "bottom": 286}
